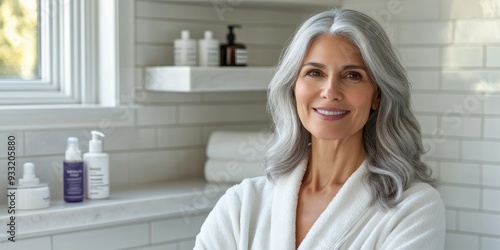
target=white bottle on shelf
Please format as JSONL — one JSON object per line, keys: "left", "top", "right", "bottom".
{"left": 198, "top": 30, "right": 219, "bottom": 67}
{"left": 83, "top": 131, "right": 109, "bottom": 199}
{"left": 174, "top": 30, "right": 197, "bottom": 66}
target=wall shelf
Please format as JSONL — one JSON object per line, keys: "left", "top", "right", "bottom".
{"left": 144, "top": 66, "right": 274, "bottom": 92}
{"left": 154, "top": 0, "right": 342, "bottom": 8}
{"left": 0, "top": 179, "right": 228, "bottom": 239}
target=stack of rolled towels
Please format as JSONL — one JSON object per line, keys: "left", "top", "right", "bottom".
{"left": 204, "top": 130, "right": 272, "bottom": 183}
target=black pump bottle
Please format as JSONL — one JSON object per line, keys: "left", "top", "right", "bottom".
{"left": 220, "top": 25, "right": 247, "bottom": 66}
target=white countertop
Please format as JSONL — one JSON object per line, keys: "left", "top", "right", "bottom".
{"left": 0, "top": 179, "right": 231, "bottom": 241}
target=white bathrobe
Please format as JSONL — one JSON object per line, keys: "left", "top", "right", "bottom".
{"left": 194, "top": 159, "right": 446, "bottom": 250}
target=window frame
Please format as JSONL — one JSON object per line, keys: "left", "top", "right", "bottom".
{"left": 0, "top": 0, "right": 136, "bottom": 130}
{"left": 0, "top": 0, "right": 98, "bottom": 105}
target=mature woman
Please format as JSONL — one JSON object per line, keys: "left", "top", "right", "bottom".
{"left": 194, "top": 9, "right": 445, "bottom": 250}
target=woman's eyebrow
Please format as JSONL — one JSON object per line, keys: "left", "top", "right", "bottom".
{"left": 301, "top": 62, "right": 326, "bottom": 68}
{"left": 302, "top": 62, "right": 367, "bottom": 72}
{"left": 342, "top": 65, "right": 367, "bottom": 71}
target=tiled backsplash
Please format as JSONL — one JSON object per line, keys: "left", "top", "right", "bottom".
{"left": 1, "top": 0, "right": 499, "bottom": 249}
{"left": 341, "top": 0, "right": 500, "bottom": 249}
{"left": 0, "top": 213, "right": 208, "bottom": 250}
{"left": 0, "top": 111, "right": 269, "bottom": 202}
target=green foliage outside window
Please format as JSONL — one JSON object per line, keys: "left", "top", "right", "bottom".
{"left": 0, "top": 0, "right": 38, "bottom": 79}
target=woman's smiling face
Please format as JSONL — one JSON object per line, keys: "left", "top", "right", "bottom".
{"left": 294, "top": 35, "right": 379, "bottom": 142}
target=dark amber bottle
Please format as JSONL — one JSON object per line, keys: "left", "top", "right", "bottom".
{"left": 220, "top": 25, "right": 247, "bottom": 66}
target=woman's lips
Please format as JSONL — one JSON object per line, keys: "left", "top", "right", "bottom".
{"left": 313, "top": 108, "right": 349, "bottom": 121}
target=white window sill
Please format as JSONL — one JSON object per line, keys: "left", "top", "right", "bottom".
{"left": 0, "top": 105, "right": 136, "bottom": 131}
{"left": 0, "top": 179, "right": 229, "bottom": 240}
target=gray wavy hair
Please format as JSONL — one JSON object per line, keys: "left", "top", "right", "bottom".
{"left": 265, "top": 8, "right": 437, "bottom": 210}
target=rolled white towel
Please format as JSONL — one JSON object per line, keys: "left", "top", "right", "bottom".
{"left": 204, "top": 158, "right": 265, "bottom": 183}
{"left": 206, "top": 130, "right": 272, "bottom": 161}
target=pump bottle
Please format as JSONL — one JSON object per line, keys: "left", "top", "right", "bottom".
{"left": 174, "top": 30, "right": 197, "bottom": 66}
{"left": 84, "top": 131, "right": 109, "bottom": 199}
{"left": 64, "top": 137, "right": 84, "bottom": 202}
{"left": 199, "top": 30, "right": 219, "bottom": 67}
{"left": 220, "top": 25, "right": 247, "bottom": 66}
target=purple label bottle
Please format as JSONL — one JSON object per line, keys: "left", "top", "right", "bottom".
{"left": 64, "top": 161, "right": 84, "bottom": 202}
{"left": 64, "top": 137, "right": 84, "bottom": 202}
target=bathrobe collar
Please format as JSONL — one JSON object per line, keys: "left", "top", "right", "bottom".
{"left": 270, "top": 158, "right": 373, "bottom": 250}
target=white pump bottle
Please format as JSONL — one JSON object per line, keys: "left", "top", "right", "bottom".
{"left": 83, "top": 131, "right": 109, "bottom": 199}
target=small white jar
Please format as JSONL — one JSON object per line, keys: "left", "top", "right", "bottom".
{"left": 15, "top": 162, "right": 51, "bottom": 210}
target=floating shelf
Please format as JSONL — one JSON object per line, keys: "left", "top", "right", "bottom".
{"left": 154, "top": 0, "right": 341, "bottom": 8}
{"left": 144, "top": 66, "right": 274, "bottom": 92}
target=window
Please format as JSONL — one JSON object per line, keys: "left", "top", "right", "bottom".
{"left": 0, "top": 0, "right": 38, "bottom": 80}
{"left": 0, "top": 0, "right": 98, "bottom": 105}
{"left": 0, "top": 0, "right": 136, "bottom": 129}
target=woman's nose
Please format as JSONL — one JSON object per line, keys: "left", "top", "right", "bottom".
{"left": 320, "top": 78, "right": 342, "bottom": 101}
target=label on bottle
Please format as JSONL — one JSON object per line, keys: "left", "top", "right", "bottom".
{"left": 206, "top": 48, "right": 220, "bottom": 66}
{"left": 64, "top": 161, "right": 84, "bottom": 201}
{"left": 174, "top": 44, "right": 197, "bottom": 66}
{"left": 236, "top": 48, "right": 247, "bottom": 65}
{"left": 88, "top": 164, "right": 109, "bottom": 198}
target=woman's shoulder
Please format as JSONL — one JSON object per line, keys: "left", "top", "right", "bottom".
{"left": 397, "top": 181, "right": 445, "bottom": 213}
{"left": 222, "top": 176, "right": 274, "bottom": 202}
{"left": 403, "top": 182, "right": 442, "bottom": 201}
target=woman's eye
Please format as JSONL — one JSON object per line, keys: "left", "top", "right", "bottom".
{"left": 306, "top": 70, "right": 322, "bottom": 77}
{"left": 346, "top": 72, "right": 362, "bottom": 80}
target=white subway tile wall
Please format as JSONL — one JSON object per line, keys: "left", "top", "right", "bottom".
{"left": 459, "top": 212, "right": 500, "bottom": 235}
{"left": 0, "top": 0, "right": 277, "bottom": 248}
{"left": 178, "top": 104, "right": 268, "bottom": 124}
{"left": 407, "top": 70, "right": 440, "bottom": 90}
{"left": 440, "top": 116, "right": 482, "bottom": 138}
{"left": 398, "top": 47, "right": 441, "bottom": 67}
{"left": 484, "top": 119, "right": 500, "bottom": 139}
{"left": 445, "top": 233, "right": 479, "bottom": 250}
{"left": 484, "top": 95, "right": 500, "bottom": 115}
{"left": 367, "top": 0, "right": 500, "bottom": 248}
{"left": 136, "top": 106, "right": 177, "bottom": 126}
{"left": 454, "top": 20, "right": 500, "bottom": 44}
{"left": 441, "top": 70, "right": 500, "bottom": 91}
{"left": 133, "top": 243, "right": 177, "bottom": 250}
{"left": 440, "top": 0, "right": 500, "bottom": 19}
{"left": 463, "top": 141, "right": 500, "bottom": 162}
{"left": 445, "top": 209, "right": 457, "bottom": 230}
{"left": 0, "top": 159, "right": 6, "bottom": 205}
{"left": 441, "top": 46, "right": 484, "bottom": 68}
{"left": 422, "top": 137, "right": 461, "bottom": 160}
{"left": 135, "top": 91, "right": 204, "bottom": 104}
{"left": 483, "top": 165, "right": 500, "bottom": 187}
{"left": 179, "top": 240, "right": 197, "bottom": 250}
{"left": 483, "top": 189, "right": 500, "bottom": 212}
{"left": 440, "top": 162, "right": 481, "bottom": 185}
{"left": 413, "top": 93, "right": 484, "bottom": 114}
{"left": 0, "top": 237, "right": 52, "bottom": 250}
{"left": 157, "top": 127, "right": 202, "bottom": 148}
{"left": 52, "top": 224, "right": 150, "bottom": 250}
{"left": 439, "top": 185, "right": 481, "bottom": 209}
{"left": 487, "top": 46, "right": 500, "bottom": 67}
{"left": 415, "top": 115, "right": 439, "bottom": 135}
{"left": 396, "top": 22, "right": 453, "bottom": 44}
{"left": 202, "top": 91, "right": 268, "bottom": 102}
{"left": 0, "top": 0, "right": 498, "bottom": 249}
{"left": 151, "top": 215, "right": 207, "bottom": 243}
{"left": 483, "top": 238, "right": 500, "bottom": 250}
{"left": 0, "top": 132, "right": 24, "bottom": 157}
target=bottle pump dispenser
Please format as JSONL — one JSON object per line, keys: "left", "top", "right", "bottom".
{"left": 220, "top": 24, "right": 247, "bottom": 66}
{"left": 84, "top": 130, "right": 110, "bottom": 199}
